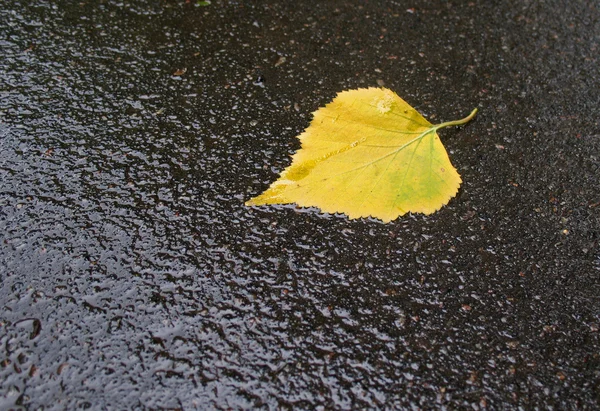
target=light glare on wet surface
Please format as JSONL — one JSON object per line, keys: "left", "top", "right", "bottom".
{"left": 1, "top": 1, "right": 599, "bottom": 409}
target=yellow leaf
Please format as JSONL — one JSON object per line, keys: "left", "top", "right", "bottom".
{"left": 246, "top": 87, "right": 477, "bottom": 222}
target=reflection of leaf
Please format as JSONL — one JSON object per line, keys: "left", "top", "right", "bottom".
{"left": 246, "top": 87, "right": 477, "bottom": 222}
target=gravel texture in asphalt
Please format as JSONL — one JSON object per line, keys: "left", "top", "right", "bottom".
{"left": 1, "top": 1, "right": 599, "bottom": 409}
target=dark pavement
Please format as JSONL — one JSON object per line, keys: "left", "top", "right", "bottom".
{"left": 1, "top": 1, "right": 599, "bottom": 409}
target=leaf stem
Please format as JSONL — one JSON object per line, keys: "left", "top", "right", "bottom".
{"left": 435, "top": 108, "right": 478, "bottom": 130}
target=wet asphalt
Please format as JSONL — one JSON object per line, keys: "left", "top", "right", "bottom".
{"left": 1, "top": 0, "right": 599, "bottom": 409}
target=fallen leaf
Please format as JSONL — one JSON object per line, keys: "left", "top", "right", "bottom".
{"left": 246, "top": 87, "right": 477, "bottom": 222}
